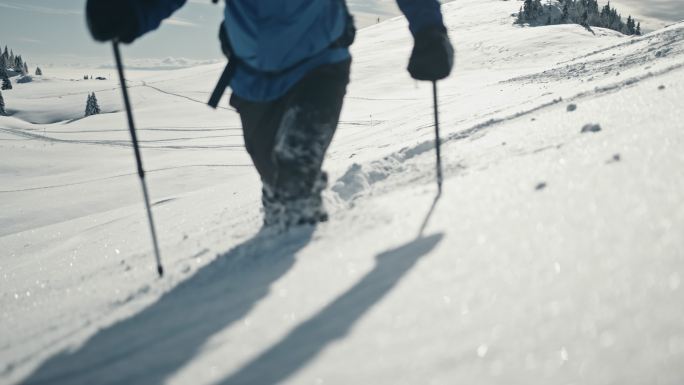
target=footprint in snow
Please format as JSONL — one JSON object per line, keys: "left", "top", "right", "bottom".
{"left": 567, "top": 104, "right": 577, "bottom": 112}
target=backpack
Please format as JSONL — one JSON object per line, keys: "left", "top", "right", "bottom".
{"left": 208, "top": 0, "right": 355, "bottom": 108}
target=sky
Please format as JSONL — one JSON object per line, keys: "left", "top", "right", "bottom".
{"left": 0, "top": 0, "right": 682, "bottom": 69}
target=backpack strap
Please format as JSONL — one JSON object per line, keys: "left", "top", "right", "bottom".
{"left": 208, "top": 61, "right": 236, "bottom": 108}
{"left": 208, "top": 21, "right": 235, "bottom": 109}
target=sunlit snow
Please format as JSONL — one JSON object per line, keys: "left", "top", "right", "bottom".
{"left": 1, "top": 0, "right": 683, "bottom": 384}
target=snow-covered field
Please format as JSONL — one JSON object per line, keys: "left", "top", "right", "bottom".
{"left": 2, "top": 0, "right": 683, "bottom": 384}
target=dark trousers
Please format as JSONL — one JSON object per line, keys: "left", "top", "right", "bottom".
{"left": 230, "top": 60, "right": 351, "bottom": 205}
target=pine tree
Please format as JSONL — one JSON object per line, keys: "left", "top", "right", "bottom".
{"left": 521, "top": 0, "right": 533, "bottom": 21}
{"left": 35, "top": 67, "right": 42, "bottom": 76}
{"left": 91, "top": 93, "right": 101, "bottom": 114}
{"left": 85, "top": 92, "right": 101, "bottom": 116}
{"left": 0, "top": 90, "right": 6, "bottom": 116}
{"left": 561, "top": 1, "right": 570, "bottom": 22}
{"left": 14, "top": 55, "right": 23, "bottom": 73}
{"left": 1, "top": 76, "right": 11, "bottom": 90}
{"left": 588, "top": 0, "right": 599, "bottom": 15}
{"left": 23, "top": 62, "right": 28, "bottom": 76}
{"left": 628, "top": 16, "right": 637, "bottom": 35}
{"left": 85, "top": 93, "right": 93, "bottom": 116}
{"left": 518, "top": 0, "right": 547, "bottom": 24}
{"left": 533, "top": 0, "right": 543, "bottom": 18}
{"left": 636, "top": 22, "right": 641, "bottom": 35}
{"left": 524, "top": 0, "right": 532, "bottom": 18}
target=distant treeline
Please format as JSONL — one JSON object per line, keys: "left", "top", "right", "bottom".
{"left": 1, "top": 45, "right": 29, "bottom": 76}
{"left": 517, "top": 0, "right": 641, "bottom": 36}
{"left": 1, "top": 44, "right": 43, "bottom": 90}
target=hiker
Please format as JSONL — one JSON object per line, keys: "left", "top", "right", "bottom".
{"left": 86, "top": 0, "right": 453, "bottom": 228}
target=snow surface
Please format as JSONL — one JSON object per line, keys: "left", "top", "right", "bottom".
{"left": 1, "top": 0, "right": 684, "bottom": 384}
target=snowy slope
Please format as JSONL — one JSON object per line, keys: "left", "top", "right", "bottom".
{"left": 1, "top": 0, "right": 683, "bottom": 384}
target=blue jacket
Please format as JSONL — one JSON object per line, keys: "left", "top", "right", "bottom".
{"left": 130, "top": 0, "right": 445, "bottom": 102}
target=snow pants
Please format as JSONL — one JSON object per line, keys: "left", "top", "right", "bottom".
{"left": 230, "top": 59, "right": 351, "bottom": 226}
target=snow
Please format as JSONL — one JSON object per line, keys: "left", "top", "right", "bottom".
{"left": 2, "top": 0, "right": 684, "bottom": 384}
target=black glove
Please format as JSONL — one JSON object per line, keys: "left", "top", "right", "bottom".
{"left": 86, "top": 0, "right": 139, "bottom": 43}
{"left": 408, "top": 25, "right": 454, "bottom": 81}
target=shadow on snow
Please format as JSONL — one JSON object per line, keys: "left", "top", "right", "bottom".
{"left": 20, "top": 222, "right": 442, "bottom": 384}
{"left": 218, "top": 233, "right": 443, "bottom": 384}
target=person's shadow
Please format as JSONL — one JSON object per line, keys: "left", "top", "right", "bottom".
{"left": 20, "top": 226, "right": 314, "bottom": 385}
{"left": 217, "top": 232, "right": 443, "bottom": 385}
{"left": 19, "top": 225, "right": 443, "bottom": 385}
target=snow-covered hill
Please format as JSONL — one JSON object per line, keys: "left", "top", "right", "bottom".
{"left": 1, "top": 0, "right": 683, "bottom": 384}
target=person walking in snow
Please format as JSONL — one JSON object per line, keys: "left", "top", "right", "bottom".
{"left": 85, "top": 0, "right": 453, "bottom": 228}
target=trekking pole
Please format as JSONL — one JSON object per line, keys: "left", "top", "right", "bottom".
{"left": 432, "top": 80, "right": 443, "bottom": 194}
{"left": 112, "top": 41, "right": 164, "bottom": 277}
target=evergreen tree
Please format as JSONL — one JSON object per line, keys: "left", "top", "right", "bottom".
{"left": 532, "top": 0, "right": 542, "bottom": 15}
{"left": 85, "top": 92, "right": 101, "bottom": 116}
{"left": 524, "top": 0, "right": 533, "bottom": 19}
{"left": 612, "top": 12, "right": 622, "bottom": 30}
{"left": 561, "top": 1, "right": 570, "bottom": 22}
{"left": 518, "top": 0, "right": 546, "bottom": 24}
{"left": 628, "top": 16, "right": 637, "bottom": 34}
{"left": 85, "top": 93, "right": 93, "bottom": 116}
{"left": 636, "top": 22, "right": 641, "bottom": 35}
{"left": 600, "top": 2, "right": 610, "bottom": 26}
{"left": 1, "top": 76, "right": 11, "bottom": 90}
{"left": 518, "top": 0, "right": 534, "bottom": 22}
{"left": 588, "top": 0, "right": 599, "bottom": 16}
{"left": 23, "top": 62, "right": 29, "bottom": 76}
{"left": 14, "top": 55, "right": 23, "bottom": 73}
{"left": 0, "top": 90, "right": 6, "bottom": 116}
{"left": 35, "top": 67, "right": 42, "bottom": 76}
{"left": 92, "top": 93, "right": 101, "bottom": 114}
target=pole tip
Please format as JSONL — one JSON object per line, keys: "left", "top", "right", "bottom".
{"left": 157, "top": 265, "right": 164, "bottom": 278}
